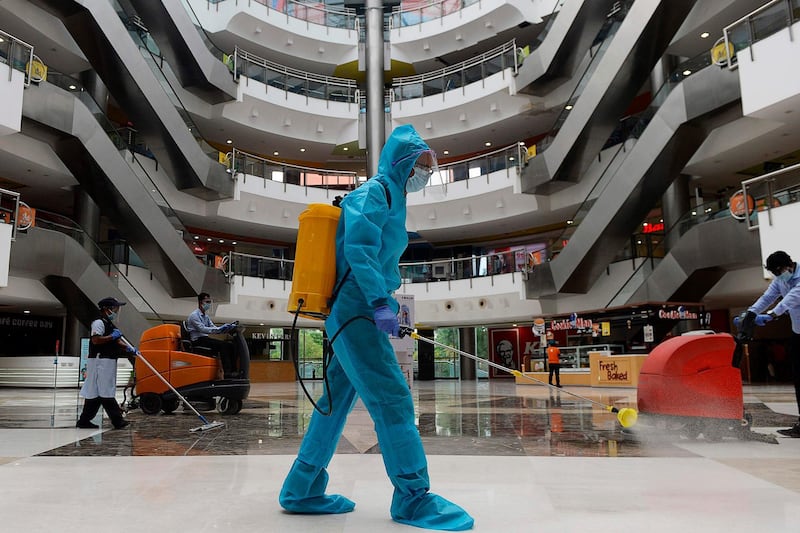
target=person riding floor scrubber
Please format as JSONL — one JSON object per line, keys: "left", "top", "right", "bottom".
{"left": 133, "top": 319, "right": 250, "bottom": 416}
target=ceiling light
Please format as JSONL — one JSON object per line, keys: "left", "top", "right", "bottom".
{"left": 68, "top": 85, "right": 77, "bottom": 90}
{"left": 683, "top": 69, "right": 691, "bottom": 76}
{"left": 484, "top": 141, "right": 492, "bottom": 147}
{"left": 219, "top": 239, "right": 224, "bottom": 243}
{"left": 273, "top": 151, "right": 279, "bottom": 156}
{"left": 300, "top": 147, "right": 306, "bottom": 152}
{"left": 443, "top": 150, "right": 449, "bottom": 155}
{"left": 565, "top": 105, "right": 573, "bottom": 110}
{"left": 23, "top": 310, "right": 30, "bottom": 314}
{"left": 232, "top": 241, "right": 237, "bottom": 245}
{"left": 194, "top": 236, "right": 199, "bottom": 240}
{"left": 207, "top": 238, "right": 212, "bottom": 242}
{"left": 567, "top": 220, "right": 574, "bottom": 225}
{"left": 700, "top": 32, "right": 710, "bottom": 38}
{"left": 226, "top": 139, "right": 233, "bottom": 144}
{"left": 343, "top": 147, "right": 349, "bottom": 151}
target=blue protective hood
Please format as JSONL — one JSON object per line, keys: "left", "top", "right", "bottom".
{"left": 330, "top": 125, "right": 431, "bottom": 314}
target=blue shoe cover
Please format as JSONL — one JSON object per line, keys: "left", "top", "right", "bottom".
{"left": 391, "top": 491, "right": 474, "bottom": 531}
{"left": 279, "top": 460, "right": 355, "bottom": 514}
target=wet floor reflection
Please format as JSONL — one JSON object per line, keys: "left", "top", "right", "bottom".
{"left": 4, "top": 381, "right": 794, "bottom": 458}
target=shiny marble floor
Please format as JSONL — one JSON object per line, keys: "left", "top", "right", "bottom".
{"left": 1, "top": 381, "right": 799, "bottom": 532}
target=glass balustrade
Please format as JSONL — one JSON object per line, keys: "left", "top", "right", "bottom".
{"left": 202, "top": 0, "right": 358, "bottom": 30}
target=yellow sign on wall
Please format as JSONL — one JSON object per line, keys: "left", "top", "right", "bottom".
{"left": 601, "top": 321, "right": 610, "bottom": 336}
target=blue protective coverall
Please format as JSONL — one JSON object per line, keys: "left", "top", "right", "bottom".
{"left": 279, "top": 125, "right": 474, "bottom": 531}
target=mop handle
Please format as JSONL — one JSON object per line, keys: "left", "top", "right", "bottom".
{"left": 118, "top": 335, "right": 211, "bottom": 424}
{"left": 403, "top": 328, "right": 616, "bottom": 412}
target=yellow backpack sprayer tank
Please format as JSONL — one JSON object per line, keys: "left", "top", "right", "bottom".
{"left": 289, "top": 203, "right": 341, "bottom": 319}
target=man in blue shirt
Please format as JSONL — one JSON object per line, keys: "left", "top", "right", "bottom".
{"left": 186, "top": 292, "right": 236, "bottom": 377}
{"left": 747, "top": 250, "right": 800, "bottom": 437}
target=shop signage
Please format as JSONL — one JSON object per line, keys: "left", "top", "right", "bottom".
{"left": 550, "top": 316, "right": 593, "bottom": 331}
{"left": 657, "top": 306, "right": 698, "bottom": 320}
{"left": 597, "top": 358, "right": 631, "bottom": 385}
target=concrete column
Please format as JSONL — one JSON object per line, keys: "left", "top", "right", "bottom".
{"left": 662, "top": 174, "right": 690, "bottom": 250}
{"left": 458, "top": 327, "right": 476, "bottom": 380}
{"left": 365, "top": 0, "right": 385, "bottom": 176}
{"left": 73, "top": 187, "right": 101, "bottom": 251}
{"left": 416, "top": 329, "right": 435, "bottom": 380}
{"left": 79, "top": 70, "right": 109, "bottom": 113}
{"left": 64, "top": 315, "right": 86, "bottom": 358}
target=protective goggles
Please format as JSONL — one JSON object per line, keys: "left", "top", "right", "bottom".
{"left": 392, "top": 149, "right": 439, "bottom": 176}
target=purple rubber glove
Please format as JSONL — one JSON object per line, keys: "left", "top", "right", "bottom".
{"left": 110, "top": 329, "right": 122, "bottom": 340}
{"left": 755, "top": 314, "right": 773, "bottom": 326}
{"left": 374, "top": 305, "right": 400, "bottom": 337}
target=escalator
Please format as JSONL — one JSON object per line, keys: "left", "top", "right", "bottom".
{"left": 521, "top": 0, "right": 697, "bottom": 194}
{"left": 9, "top": 224, "right": 151, "bottom": 343}
{"left": 617, "top": 216, "right": 762, "bottom": 306}
{"left": 40, "top": 0, "right": 233, "bottom": 200}
{"left": 516, "top": 0, "right": 617, "bottom": 96}
{"left": 126, "top": 0, "right": 237, "bottom": 104}
{"left": 526, "top": 54, "right": 742, "bottom": 297}
{"left": 20, "top": 73, "right": 226, "bottom": 299}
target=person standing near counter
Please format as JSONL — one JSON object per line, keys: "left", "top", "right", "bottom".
{"left": 547, "top": 340, "right": 562, "bottom": 388}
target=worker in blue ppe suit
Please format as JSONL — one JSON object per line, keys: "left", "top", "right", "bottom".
{"left": 279, "top": 125, "right": 474, "bottom": 531}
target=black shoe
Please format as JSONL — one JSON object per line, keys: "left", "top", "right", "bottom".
{"left": 113, "top": 420, "right": 130, "bottom": 430}
{"left": 556, "top": 385, "right": 563, "bottom": 388}
{"left": 76, "top": 421, "right": 99, "bottom": 429}
{"left": 777, "top": 422, "right": 800, "bottom": 437}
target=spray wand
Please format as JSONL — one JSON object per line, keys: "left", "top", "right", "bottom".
{"left": 399, "top": 327, "right": 638, "bottom": 428}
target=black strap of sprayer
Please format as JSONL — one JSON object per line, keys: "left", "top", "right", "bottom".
{"left": 289, "top": 180, "right": 392, "bottom": 416}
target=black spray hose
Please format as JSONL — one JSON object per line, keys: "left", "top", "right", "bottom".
{"left": 289, "top": 298, "right": 372, "bottom": 416}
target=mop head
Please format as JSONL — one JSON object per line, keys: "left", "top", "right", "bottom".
{"left": 190, "top": 420, "right": 226, "bottom": 432}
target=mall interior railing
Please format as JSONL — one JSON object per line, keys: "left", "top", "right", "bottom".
{"left": 392, "top": 39, "right": 519, "bottom": 103}
{"left": 742, "top": 161, "right": 800, "bottom": 230}
{"left": 228, "top": 147, "right": 361, "bottom": 190}
{"left": 26, "top": 209, "right": 163, "bottom": 321}
{"left": 389, "top": 0, "right": 480, "bottom": 29}
{"left": 234, "top": 46, "right": 359, "bottom": 104}
{"left": 0, "top": 188, "right": 21, "bottom": 240}
{"left": 0, "top": 28, "right": 34, "bottom": 86}
{"left": 202, "top": 0, "right": 358, "bottom": 30}
{"left": 722, "top": 0, "right": 800, "bottom": 69}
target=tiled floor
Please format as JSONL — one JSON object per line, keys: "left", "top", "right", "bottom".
{"left": 1, "top": 381, "right": 799, "bottom": 532}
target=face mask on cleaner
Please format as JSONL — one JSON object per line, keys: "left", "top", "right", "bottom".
{"left": 406, "top": 166, "right": 431, "bottom": 193}
{"left": 779, "top": 270, "right": 793, "bottom": 282}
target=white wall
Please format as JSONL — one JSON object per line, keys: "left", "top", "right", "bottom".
{"left": 757, "top": 201, "right": 800, "bottom": 279}
{"left": 0, "top": 223, "right": 11, "bottom": 287}
{"left": 0, "top": 63, "right": 24, "bottom": 136}
{"left": 738, "top": 20, "right": 800, "bottom": 119}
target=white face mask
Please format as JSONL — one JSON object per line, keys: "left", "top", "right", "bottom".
{"left": 406, "top": 167, "right": 431, "bottom": 193}
{"left": 202, "top": 302, "right": 211, "bottom": 312}
{"left": 778, "top": 270, "right": 793, "bottom": 282}
{"left": 107, "top": 311, "right": 116, "bottom": 321}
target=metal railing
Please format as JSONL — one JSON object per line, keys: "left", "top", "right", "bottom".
{"left": 234, "top": 46, "right": 359, "bottom": 104}
{"left": 605, "top": 198, "right": 737, "bottom": 308}
{"left": 722, "top": 0, "right": 800, "bottom": 69}
{"left": 222, "top": 248, "right": 541, "bottom": 285}
{"left": 0, "top": 187, "right": 21, "bottom": 240}
{"left": 0, "top": 28, "right": 35, "bottom": 86}
{"left": 545, "top": 49, "right": 715, "bottom": 259}
{"left": 227, "top": 147, "right": 361, "bottom": 190}
{"left": 534, "top": 0, "right": 632, "bottom": 154}
{"left": 392, "top": 39, "right": 519, "bottom": 102}
{"left": 389, "top": 0, "right": 481, "bottom": 29}
{"left": 26, "top": 209, "right": 163, "bottom": 321}
{"left": 202, "top": 0, "right": 358, "bottom": 30}
{"left": 741, "top": 161, "right": 800, "bottom": 230}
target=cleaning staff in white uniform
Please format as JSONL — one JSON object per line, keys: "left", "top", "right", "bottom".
{"left": 76, "top": 297, "right": 135, "bottom": 429}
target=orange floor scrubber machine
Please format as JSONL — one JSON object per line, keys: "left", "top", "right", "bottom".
{"left": 133, "top": 322, "right": 250, "bottom": 416}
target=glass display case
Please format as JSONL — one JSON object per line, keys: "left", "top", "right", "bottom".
{"left": 558, "top": 344, "right": 625, "bottom": 369}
